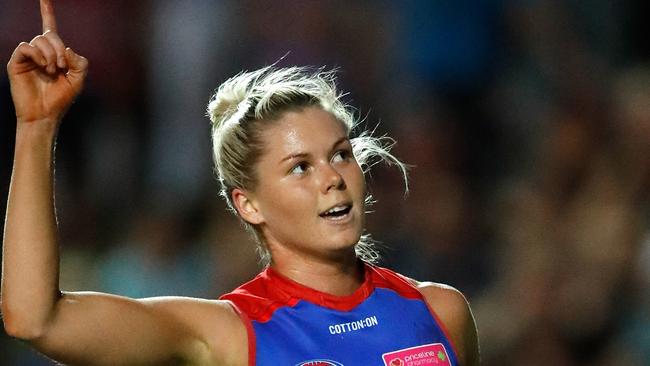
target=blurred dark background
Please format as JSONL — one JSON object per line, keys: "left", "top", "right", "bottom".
{"left": 2, "top": 1, "right": 650, "bottom": 365}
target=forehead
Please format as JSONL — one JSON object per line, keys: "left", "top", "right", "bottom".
{"left": 260, "top": 107, "right": 349, "bottom": 158}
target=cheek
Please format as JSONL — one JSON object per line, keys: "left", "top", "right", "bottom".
{"left": 347, "top": 163, "right": 367, "bottom": 196}
{"left": 262, "top": 183, "right": 315, "bottom": 225}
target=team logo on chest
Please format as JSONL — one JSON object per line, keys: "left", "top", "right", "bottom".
{"left": 295, "top": 360, "right": 344, "bottom": 366}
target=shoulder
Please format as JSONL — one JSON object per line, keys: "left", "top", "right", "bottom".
{"left": 218, "top": 269, "right": 280, "bottom": 321}
{"left": 407, "top": 278, "right": 480, "bottom": 366}
{"left": 141, "top": 296, "right": 248, "bottom": 365}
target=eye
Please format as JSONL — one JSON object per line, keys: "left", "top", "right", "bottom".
{"left": 331, "top": 149, "right": 351, "bottom": 163}
{"left": 290, "top": 162, "right": 309, "bottom": 175}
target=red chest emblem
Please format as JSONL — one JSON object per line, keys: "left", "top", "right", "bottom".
{"left": 295, "top": 360, "right": 344, "bottom": 366}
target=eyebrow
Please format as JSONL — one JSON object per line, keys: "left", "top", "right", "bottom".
{"left": 279, "top": 136, "right": 349, "bottom": 164}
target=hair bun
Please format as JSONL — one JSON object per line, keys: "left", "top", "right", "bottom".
{"left": 207, "top": 71, "right": 254, "bottom": 128}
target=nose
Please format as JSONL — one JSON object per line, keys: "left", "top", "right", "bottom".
{"left": 320, "top": 163, "right": 346, "bottom": 193}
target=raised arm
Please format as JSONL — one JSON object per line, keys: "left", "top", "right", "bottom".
{"left": 2, "top": 0, "right": 88, "bottom": 339}
{"left": 1, "top": 2, "right": 245, "bottom": 365}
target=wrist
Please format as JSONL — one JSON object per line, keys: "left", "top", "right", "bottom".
{"left": 15, "top": 120, "right": 59, "bottom": 150}
{"left": 16, "top": 118, "right": 59, "bottom": 137}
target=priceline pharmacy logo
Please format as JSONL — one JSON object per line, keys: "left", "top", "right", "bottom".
{"left": 382, "top": 343, "right": 451, "bottom": 366}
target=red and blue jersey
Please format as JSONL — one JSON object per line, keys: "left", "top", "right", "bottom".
{"left": 220, "top": 263, "right": 459, "bottom": 366}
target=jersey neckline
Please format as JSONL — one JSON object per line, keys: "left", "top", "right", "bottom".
{"left": 264, "top": 262, "right": 375, "bottom": 311}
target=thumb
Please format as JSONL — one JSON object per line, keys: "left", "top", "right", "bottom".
{"left": 64, "top": 47, "right": 88, "bottom": 90}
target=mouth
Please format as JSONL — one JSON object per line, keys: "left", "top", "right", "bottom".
{"left": 319, "top": 202, "right": 353, "bottom": 221}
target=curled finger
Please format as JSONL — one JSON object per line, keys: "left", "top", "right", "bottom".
{"left": 64, "top": 47, "right": 88, "bottom": 73}
{"left": 43, "top": 30, "right": 67, "bottom": 69}
{"left": 8, "top": 42, "right": 47, "bottom": 72}
{"left": 30, "top": 34, "right": 57, "bottom": 74}
{"left": 64, "top": 47, "right": 88, "bottom": 92}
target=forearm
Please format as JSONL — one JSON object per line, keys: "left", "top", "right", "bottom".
{"left": 1, "top": 120, "right": 62, "bottom": 339}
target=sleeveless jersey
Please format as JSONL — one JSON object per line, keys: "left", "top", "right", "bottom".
{"left": 220, "top": 263, "right": 459, "bottom": 366}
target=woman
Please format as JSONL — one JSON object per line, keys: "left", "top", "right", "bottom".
{"left": 1, "top": 1, "right": 479, "bottom": 365}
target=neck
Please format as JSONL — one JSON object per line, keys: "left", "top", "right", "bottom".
{"left": 269, "top": 248, "right": 364, "bottom": 296}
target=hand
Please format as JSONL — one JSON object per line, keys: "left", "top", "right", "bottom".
{"left": 7, "top": 0, "right": 88, "bottom": 125}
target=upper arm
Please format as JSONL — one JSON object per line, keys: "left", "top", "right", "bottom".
{"left": 28, "top": 291, "right": 246, "bottom": 366}
{"left": 417, "top": 282, "right": 480, "bottom": 366}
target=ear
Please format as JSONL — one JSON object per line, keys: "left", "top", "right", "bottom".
{"left": 232, "top": 188, "right": 265, "bottom": 225}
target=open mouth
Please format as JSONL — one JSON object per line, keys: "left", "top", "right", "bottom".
{"left": 319, "top": 204, "right": 352, "bottom": 220}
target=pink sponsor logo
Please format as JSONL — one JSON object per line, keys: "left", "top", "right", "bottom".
{"left": 382, "top": 343, "right": 451, "bottom": 366}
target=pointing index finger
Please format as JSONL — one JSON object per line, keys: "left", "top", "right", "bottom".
{"left": 40, "top": 0, "right": 57, "bottom": 33}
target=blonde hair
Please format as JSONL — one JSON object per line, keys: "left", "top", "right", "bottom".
{"left": 207, "top": 66, "right": 407, "bottom": 265}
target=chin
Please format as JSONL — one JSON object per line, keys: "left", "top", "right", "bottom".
{"left": 326, "top": 230, "right": 363, "bottom": 251}
{"left": 326, "top": 211, "right": 364, "bottom": 246}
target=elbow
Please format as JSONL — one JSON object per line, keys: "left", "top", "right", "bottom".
{"left": 3, "top": 315, "right": 48, "bottom": 341}
{"left": 1, "top": 301, "right": 48, "bottom": 341}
